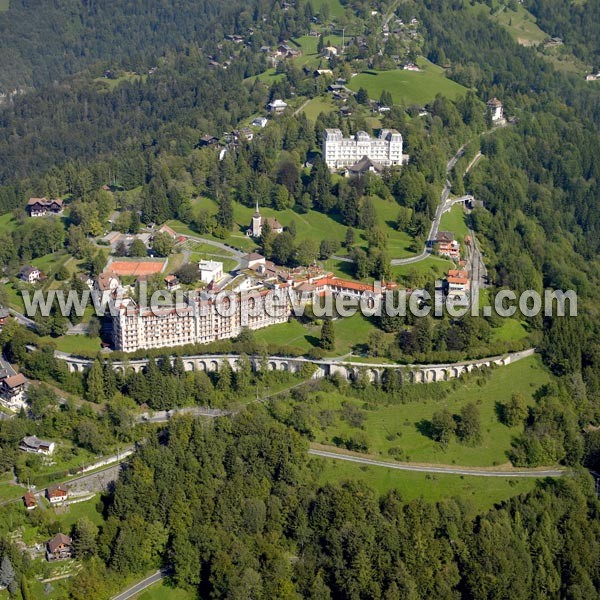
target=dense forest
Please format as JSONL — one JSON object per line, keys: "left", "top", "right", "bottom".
{"left": 525, "top": 0, "right": 600, "bottom": 65}
{"left": 14, "top": 412, "right": 595, "bottom": 599}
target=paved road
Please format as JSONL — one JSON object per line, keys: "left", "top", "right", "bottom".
{"left": 179, "top": 234, "right": 244, "bottom": 269}
{"left": 111, "top": 568, "right": 171, "bottom": 600}
{"left": 309, "top": 448, "right": 565, "bottom": 478}
{"left": 391, "top": 143, "right": 470, "bottom": 267}
{"left": 138, "top": 406, "right": 230, "bottom": 423}
{"left": 9, "top": 308, "right": 35, "bottom": 329}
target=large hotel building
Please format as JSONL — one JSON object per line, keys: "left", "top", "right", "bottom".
{"left": 110, "top": 254, "right": 397, "bottom": 352}
{"left": 322, "top": 128, "right": 403, "bottom": 169}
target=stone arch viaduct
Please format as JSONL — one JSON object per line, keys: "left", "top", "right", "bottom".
{"left": 57, "top": 349, "right": 535, "bottom": 385}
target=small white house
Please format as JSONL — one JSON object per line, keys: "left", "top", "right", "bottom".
{"left": 47, "top": 484, "right": 69, "bottom": 504}
{"left": 267, "top": 99, "right": 288, "bottom": 114}
{"left": 199, "top": 260, "right": 224, "bottom": 285}
{"left": 18, "top": 266, "right": 41, "bottom": 284}
{"left": 252, "top": 116, "right": 268, "bottom": 128}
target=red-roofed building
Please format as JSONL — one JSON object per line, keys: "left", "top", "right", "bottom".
{"left": 23, "top": 492, "right": 36, "bottom": 510}
{"left": 436, "top": 231, "right": 460, "bottom": 260}
{"left": 47, "top": 483, "right": 69, "bottom": 504}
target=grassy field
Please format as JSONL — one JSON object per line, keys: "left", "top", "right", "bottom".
{"left": 391, "top": 256, "right": 454, "bottom": 286}
{"left": 0, "top": 211, "right": 18, "bottom": 232}
{"left": 0, "top": 0, "right": 8, "bottom": 11}
{"left": 54, "top": 495, "right": 104, "bottom": 529}
{"left": 490, "top": 318, "right": 529, "bottom": 342}
{"left": 171, "top": 195, "right": 415, "bottom": 260}
{"left": 306, "top": 354, "right": 553, "bottom": 466}
{"left": 94, "top": 72, "right": 147, "bottom": 91}
{"left": 313, "top": 458, "right": 539, "bottom": 512}
{"left": 439, "top": 204, "right": 470, "bottom": 242}
{"left": 288, "top": 34, "right": 345, "bottom": 70}
{"left": 254, "top": 319, "right": 317, "bottom": 350}
{"left": 312, "top": 0, "right": 345, "bottom": 18}
{"left": 244, "top": 68, "right": 286, "bottom": 85}
{"left": 348, "top": 59, "right": 469, "bottom": 106}
{"left": 0, "top": 481, "right": 25, "bottom": 502}
{"left": 492, "top": 5, "right": 547, "bottom": 46}
{"left": 133, "top": 581, "right": 197, "bottom": 600}
{"left": 37, "top": 334, "right": 103, "bottom": 355}
{"left": 252, "top": 313, "right": 379, "bottom": 355}
{"left": 301, "top": 96, "right": 337, "bottom": 121}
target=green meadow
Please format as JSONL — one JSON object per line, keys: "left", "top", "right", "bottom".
{"left": 348, "top": 59, "right": 469, "bottom": 106}
{"left": 297, "top": 354, "right": 553, "bottom": 467}
{"left": 313, "top": 458, "right": 540, "bottom": 512}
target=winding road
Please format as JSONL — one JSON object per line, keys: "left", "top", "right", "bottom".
{"left": 390, "top": 143, "right": 469, "bottom": 266}
{"left": 111, "top": 568, "right": 172, "bottom": 600}
{"left": 309, "top": 448, "right": 565, "bottom": 478}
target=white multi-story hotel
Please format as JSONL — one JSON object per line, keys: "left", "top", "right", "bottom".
{"left": 322, "top": 128, "right": 403, "bottom": 169}
{"left": 110, "top": 254, "right": 400, "bottom": 352}
{"left": 112, "top": 292, "right": 291, "bottom": 352}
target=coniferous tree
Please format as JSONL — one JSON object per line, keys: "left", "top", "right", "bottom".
{"left": 0, "top": 556, "right": 15, "bottom": 590}
{"left": 320, "top": 319, "right": 335, "bottom": 351}
{"left": 86, "top": 359, "right": 106, "bottom": 404}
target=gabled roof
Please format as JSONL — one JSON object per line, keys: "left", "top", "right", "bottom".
{"left": 347, "top": 156, "right": 384, "bottom": 174}
{"left": 47, "top": 533, "right": 72, "bottom": 553}
{"left": 47, "top": 483, "right": 68, "bottom": 497}
{"left": 27, "top": 197, "right": 63, "bottom": 207}
{"left": 21, "top": 435, "right": 53, "bottom": 449}
{"left": 2, "top": 373, "right": 26, "bottom": 388}
{"left": 264, "top": 217, "right": 283, "bottom": 230}
{"left": 436, "top": 231, "right": 455, "bottom": 244}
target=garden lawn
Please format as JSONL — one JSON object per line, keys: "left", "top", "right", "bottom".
{"left": 37, "top": 334, "right": 103, "bottom": 355}
{"left": 348, "top": 59, "right": 469, "bottom": 106}
{"left": 55, "top": 494, "right": 104, "bottom": 529}
{"left": 313, "top": 458, "right": 539, "bottom": 512}
{"left": 329, "top": 313, "right": 378, "bottom": 356}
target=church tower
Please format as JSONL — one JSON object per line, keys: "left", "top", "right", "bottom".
{"left": 252, "top": 201, "right": 262, "bottom": 237}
